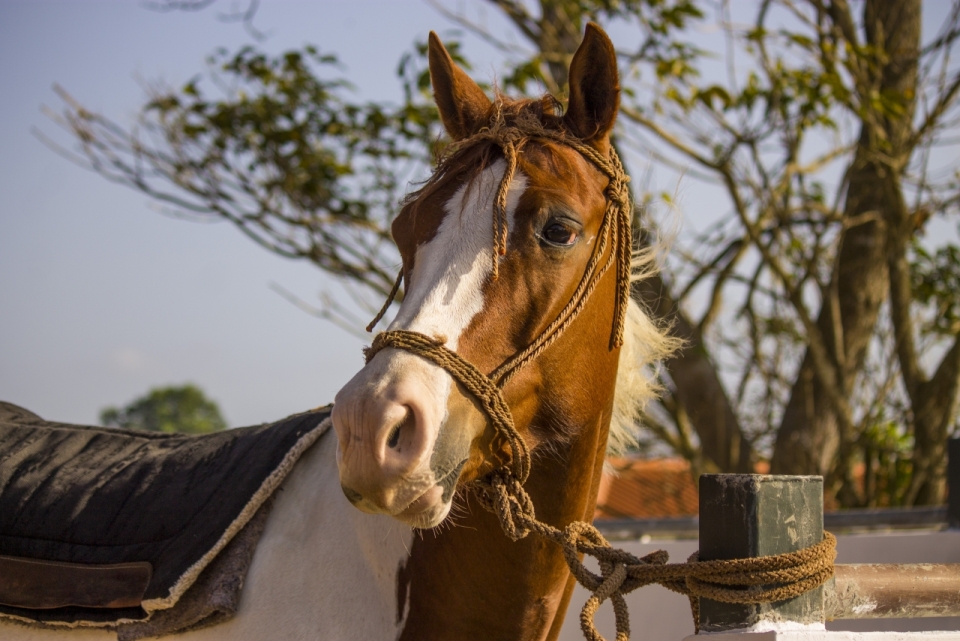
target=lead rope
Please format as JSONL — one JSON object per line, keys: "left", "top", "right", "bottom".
{"left": 363, "top": 331, "right": 837, "bottom": 641}
{"left": 364, "top": 116, "right": 835, "bottom": 641}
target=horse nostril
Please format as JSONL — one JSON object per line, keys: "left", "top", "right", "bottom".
{"left": 386, "top": 408, "right": 414, "bottom": 450}
{"left": 341, "top": 485, "right": 363, "bottom": 505}
{"left": 387, "top": 424, "right": 401, "bottom": 449}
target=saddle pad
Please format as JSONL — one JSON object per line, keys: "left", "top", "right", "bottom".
{"left": 0, "top": 402, "right": 332, "bottom": 630}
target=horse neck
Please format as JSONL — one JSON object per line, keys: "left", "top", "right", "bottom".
{"left": 398, "top": 276, "right": 620, "bottom": 641}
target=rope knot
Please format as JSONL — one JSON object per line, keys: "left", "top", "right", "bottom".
{"left": 468, "top": 470, "right": 537, "bottom": 541}
{"left": 495, "top": 126, "right": 525, "bottom": 148}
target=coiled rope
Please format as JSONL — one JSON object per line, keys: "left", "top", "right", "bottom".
{"left": 364, "top": 110, "right": 836, "bottom": 641}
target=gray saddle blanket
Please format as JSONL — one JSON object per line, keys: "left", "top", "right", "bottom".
{"left": 0, "top": 402, "right": 331, "bottom": 638}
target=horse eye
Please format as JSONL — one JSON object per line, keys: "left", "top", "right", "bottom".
{"left": 540, "top": 221, "right": 579, "bottom": 247}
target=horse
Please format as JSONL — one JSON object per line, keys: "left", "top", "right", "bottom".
{"left": 2, "top": 23, "right": 673, "bottom": 641}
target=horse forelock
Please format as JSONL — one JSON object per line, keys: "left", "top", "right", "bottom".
{"left": 402, "top": 95, "right": 567, "bottom": 208}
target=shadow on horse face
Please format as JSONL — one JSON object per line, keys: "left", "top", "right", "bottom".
{"left": 332, "top": 27, "right": 621, "bottom": 529}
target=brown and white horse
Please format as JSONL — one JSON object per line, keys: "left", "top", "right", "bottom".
{"left": 4, "top": 24, "right": 672, "bottom": 641}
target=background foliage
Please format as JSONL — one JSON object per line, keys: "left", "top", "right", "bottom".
{"left": 51, "top": 0, "right": 960, "bottom": 507}
{"left": 100, "top": 384, "right": 227, "bottom": 434}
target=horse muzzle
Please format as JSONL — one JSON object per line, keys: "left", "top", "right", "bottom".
{"left": 332, "top": 349, "right": 460, "bottom": 528}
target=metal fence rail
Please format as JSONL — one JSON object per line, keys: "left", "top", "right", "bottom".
{"left": 595, "top": 506, "right": 949, "bottom": 541}
{"left": 827, "top": 564, "right": 960, "bottom": 620}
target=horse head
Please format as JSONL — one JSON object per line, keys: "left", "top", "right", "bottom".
{"left": 332, "top": 24, "right": 628, "bottom": 529}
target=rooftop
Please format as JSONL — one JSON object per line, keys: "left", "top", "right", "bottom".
{"left": 595, "top": 458, "right": 698, "bottom": 520}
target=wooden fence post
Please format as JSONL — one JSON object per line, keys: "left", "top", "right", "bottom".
{"left": 698, "top": 474, "right": 825, "bottom": 632}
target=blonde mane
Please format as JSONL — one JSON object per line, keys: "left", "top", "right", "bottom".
{"left": 607, "top": 252, "right": 680, "bottom": 455}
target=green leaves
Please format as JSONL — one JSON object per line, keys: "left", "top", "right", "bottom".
{"left": 100, "top": 384, "right": 227, "bottom": 434}
{"left": 147, "top": 45, "right": 401, "bottom": 218}
{"left": 49, "top": 0, "right": 960, "bottom": 507}
{"left": 859, "top": 417, "right": 914, "bottom": 507}
{"left": 57, "top": 43, "right": 445, "bottom": 297}
{"left": 911, "top": 238, "right": 960, "bottom": 336}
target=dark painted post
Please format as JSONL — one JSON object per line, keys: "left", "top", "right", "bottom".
{"left": 949, "top": 438, "right": 960, "bottom": 529}
{"left": 698, "top": 474, "right": 824, "bottom": 632}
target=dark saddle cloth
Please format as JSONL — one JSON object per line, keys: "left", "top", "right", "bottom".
{"left": 0, "top": 402, "right": 331, "bottom": 637}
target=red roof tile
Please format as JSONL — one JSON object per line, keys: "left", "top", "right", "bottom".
{"left": 595, "top": 458, "right": 870, "bottom": 519}
{"left": 595, "top": 458, "right": 698, "bottom": 519}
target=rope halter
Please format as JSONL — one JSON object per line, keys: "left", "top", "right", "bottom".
{"left": 365, "top": 108, "right": 634, "bottom": 475}
{"left": 361, "top": 107, "right": 835, "bottom": 641}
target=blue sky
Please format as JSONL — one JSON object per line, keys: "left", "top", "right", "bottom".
{"left": 1, "top": 1, "right": 955, "bottom": 428}
{"left": 0, "top": 1, "right": 511, "bottom": 426}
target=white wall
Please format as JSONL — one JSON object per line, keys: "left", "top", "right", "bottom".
{"left": 557, "top": 530, "right": 960, "bottom": 641}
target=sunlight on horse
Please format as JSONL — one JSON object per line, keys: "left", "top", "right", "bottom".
{"left": 2, "top": 23, "right": 675, "bottom": 641}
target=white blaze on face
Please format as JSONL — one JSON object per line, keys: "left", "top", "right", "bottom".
{"left": 383, "top": 160, "right": 526, "bottom": 513}
{"left": 332, "top": 159, "right": 527, "bottom": 526}
{"left": 391, "top": 159, "right": 527, "bottom": 345}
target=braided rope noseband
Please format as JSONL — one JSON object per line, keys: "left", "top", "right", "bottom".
{"left": 362, "top": 112, "right": 835, "bottom": 641}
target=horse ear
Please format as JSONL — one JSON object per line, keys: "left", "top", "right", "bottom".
{"left": 428, "top": 32, "right": 492, "bottom": 141}
{"left": 563, "top": 23, "right": 620, "bottom": 143}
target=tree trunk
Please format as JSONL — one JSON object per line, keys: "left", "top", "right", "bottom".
{"left": 909, "top": 337, "right": 960, "bottom": 504}
{"left": 771, "top": 0, "right": 921, "bottom": 495}
{"left": 635, "top": 271, "right": 754, "bottom": 472}
{"left": 769, "top": 156, "right": 889, "bottom": 478}
{"left": 537, "top": 1, "right": 581, "bottom": 93}
{"left": 890, "top": 227, "right": 960, "bottom": 505}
